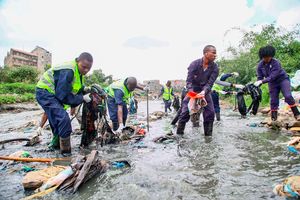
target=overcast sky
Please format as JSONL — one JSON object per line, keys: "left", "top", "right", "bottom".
{"left": 0, "top": 0, "right": 300, "bottom": 82}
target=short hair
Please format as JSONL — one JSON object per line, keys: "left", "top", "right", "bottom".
{"left": 76, "top": 52, "right": 93, "bottom": 62}
{"left": 258, "top": 45, "right": 276, "bottom": 59}
{"left": 203, "top": 45, "right": 216, "bottom": 54}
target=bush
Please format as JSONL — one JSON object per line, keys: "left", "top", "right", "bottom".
{"left": 0, "top": 93, "right": 35, "bottom": 105}
{"left": 0, "top": 66, "right": 39, "bottom": 83}
{"left": 0, "top": 83, "right": 36, "bottom": 94}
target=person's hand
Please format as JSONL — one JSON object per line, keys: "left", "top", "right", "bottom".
{"left": 143, "top": 86, "right": 150, "bottom": 92}
{"left": 70, "top": 107, "right": 76, "bottom": 116}
{"left": 83, "top": 94, "right": 92, "bottom": 103}
{"left": 232, "top": 72, "right": 239, "bottom": 77}
{"left": 234, "top": 84, "right": 245, "bottom": 89}
{"left": 254, "top": 80, "right": 263, "bottom": 87}
{"left": 115, "top": 124, "right": 125, "bottom": 133}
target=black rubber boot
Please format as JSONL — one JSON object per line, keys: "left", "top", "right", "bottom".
{"left": 271, "top": 111, "right": 278, "bottom": 121}
{"left": 176, "top": 123, "right": 186, "bottom": 135}
{"left": 203, "top": 122, "right": 213, "bottom": 136}
{"left": 291, "top": 106, "right": 300, "bottom": 121}
{"left": 112, "top": 122, "right": 119, "bottom": 131}
{"left": 216, "top": 112, "right": 221, "bottom": 121}
{"left": 60, "top": 136, "right": 71, "bottom": 155}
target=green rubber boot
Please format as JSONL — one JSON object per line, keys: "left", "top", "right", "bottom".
{"left": 48, "top": 134, "right": 60, "bottom": 150}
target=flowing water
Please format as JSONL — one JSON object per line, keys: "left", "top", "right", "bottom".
{"left": 0, "top": 101, "right": 298, "bottom": 200}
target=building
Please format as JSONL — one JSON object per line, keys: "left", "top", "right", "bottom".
{"left": 4, "top": 46, "right": 52, "bottom": 72}
{"left": 4, "top": 48, "right": 38, "bottom": 68}
{"left": 143, "top": 80, "right": 161, "bottom": 93}
{"left": 31, "top": 46, "right": 52, "bottom": 71}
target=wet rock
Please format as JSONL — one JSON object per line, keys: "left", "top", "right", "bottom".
{"left": 260, "top": 108, "right": 270, "bottom": 114}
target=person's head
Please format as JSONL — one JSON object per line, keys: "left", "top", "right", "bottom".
{"left": 166, "top": 80, "right": 171, "bottom": 87}
{"left": 259, "top": 45, "right": 275, "bottom": 63}
{"left": 76, "top": 52, "right": 93, "bottom": 75}
{"left": 203, "top": 45, "right": 217, "bottom": 62}
{"left": 125, "top": 77, "right": 137, "bottom": 92}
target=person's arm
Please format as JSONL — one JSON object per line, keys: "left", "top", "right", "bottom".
{"left": 220, "top": 73, "right": 233, "bottom": 81}
{"left": 158, "top": 86, "right": 164, "bottom": 98}
{"left": 203, "top": 65, "right": 219, "bottom": 94}
{"left": 256, "top": 62, "right": 264, "bottom": 81}
{"left": 54, "top": 69, "right": 83, "bottom": 107}
{"left": 215, "top": 80, "right": 233, "bottom": 87}
{"left": 262, "top": 60, "right": 283, "bottom": 84}
{"left": 114, "top": 89, "right": 125, "bottom": 126}
{"left": 186, "top": 62, "right": 196, "bottom": 91}
{"left": 171, "top": 88, "right": 175, "bottom": 96}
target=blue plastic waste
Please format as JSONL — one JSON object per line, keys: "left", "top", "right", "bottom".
{"left": 112, "top": 162, "right": 126, "bottom": 168}
{"left": 284, "top": 184, "right": 299, "bottom": 197}
{"left": 287, "top": 146, "right": 299, "bottom": 154}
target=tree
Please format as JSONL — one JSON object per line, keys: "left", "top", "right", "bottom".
{"left": 218, "top": 24, "right": 300, "bottom": 84}
{"left": 85, "top": 69, "right": 113, "bottom": 87}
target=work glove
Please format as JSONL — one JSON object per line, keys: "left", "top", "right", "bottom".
{"left": 234, "top": 84, "right": 245, "bottom": 89}
{"left": 231, "top": 72, "right": 239, "bottom": 77}
{"left": 83, "top": 94, "right": 92, "bottom": 103}
{"left": 254, "top": 80, "right": 263, "bottom": 87}
{"left": 115, "top": 124, "right": 125, "bottom": 133}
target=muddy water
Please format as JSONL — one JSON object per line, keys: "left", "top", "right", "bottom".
{"left": 0, "top": 101, "right": 298, "bottom": 200}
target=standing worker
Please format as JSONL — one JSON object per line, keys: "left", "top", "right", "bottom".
{"left": 254, "top": 45, "right": 300, "bottom": 121}
{"left": 105, "top": 77, "right": 144, "bottom": 132}
{"left": 35, "top": 52, "right": 93, "bottom": 154}
{"left": 177, "top": 45, "right": 219, "bottom": 136}
{"left": 158, "top": 80, "right": 175, "bottom": 115}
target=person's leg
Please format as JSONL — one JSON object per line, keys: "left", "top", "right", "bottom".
{"left": 107, "top": 97, "right": 119, "bottom": 131}
{"left": 211, "top": 91, "right": 220, "bottom": 121}
{"left": 269, "top": 83, "right": 280, "bottom": 121}
{"left": 177, "top": 96, "right": 191, "bottom": 135}
{"left": 171, "top": 106, "right": 182, "bottom": 125}
{"left": 122, "top": 105, "right": 128, "bottom": 126}
{"left": 203, "top": 93, "right": 215, "bottom": 136}
{"left": 163, "top": 99, "right": 168, "bottom": 113}
{"left": 36, "top": 89, "right": 72, "bottom": 153}
{"left": 280, "top": 79, "right": 300, "bottom": 119}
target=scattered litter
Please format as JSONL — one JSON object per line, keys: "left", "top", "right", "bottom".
{"left": 274, "top": 176, "right": 300, "bottom": 198}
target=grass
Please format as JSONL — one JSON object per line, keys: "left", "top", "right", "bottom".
{"left": 0, "top": 83, "right": 36, "bottom": 104}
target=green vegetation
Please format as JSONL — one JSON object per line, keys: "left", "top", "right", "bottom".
{"left": 0, "top": 82, "right": 36, "bottom": 104}
{"left": 219, "top": 24, "right": 300, "bottom": 107}
{"left": 85, "top": 69, "right": 113, "bottom": 88}
{"left": 0, "top": 66, "right": 39, "bottom": 83}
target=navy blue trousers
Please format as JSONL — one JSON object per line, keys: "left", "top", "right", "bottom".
{"left": 107, "top": 97, "right": 128, "bottom": 130}
{"left": 211, "top": 91, "right": 220, "bottom": 113}
{"left": 36, "top": 88, "right": 72, "bottom": 138}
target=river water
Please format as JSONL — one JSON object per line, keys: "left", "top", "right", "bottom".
{"left": 0, "top": 101, "right": 298, "bottom": 200}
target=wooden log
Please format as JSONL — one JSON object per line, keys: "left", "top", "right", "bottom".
{"left": 0, "top": 156, "right": 70, "bottom": 163}
{"left": 72, "top": 150, "right": 97, "bottom": 193}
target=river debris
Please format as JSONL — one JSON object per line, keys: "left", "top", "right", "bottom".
{"left": 153, "top": 133, "right": 178, "bottom": 144}
{"left": 22, "top": 166, "right": 67, "bottom": 190}
{"left": 287, "top": 137, "right": 300, "bottom": 155}
{"left": 58, "top": 150, "right": 108, "bottom": 193}
{"left": 273, "top": 176, "right": 300, "bottom": 198}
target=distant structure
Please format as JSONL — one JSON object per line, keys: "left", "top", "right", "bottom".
{"left": 4, "top": 46, "right": 52, "bottom": 72}
{"left": 143, "top": 79, "right": 186, "bottom": 94}
{"left": 143, "top": 80, "right": 161, "bottom": 92}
